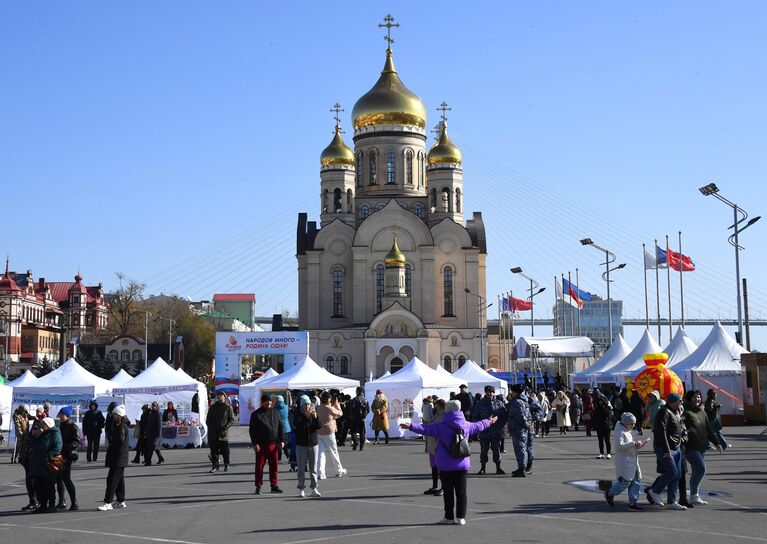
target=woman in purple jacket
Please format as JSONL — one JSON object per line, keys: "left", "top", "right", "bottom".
{"left": 401, "top": 399, "right": 496, "bottom": 526}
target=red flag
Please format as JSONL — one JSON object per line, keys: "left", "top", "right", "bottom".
{"left": 510, "top": 295, "right": 532, "bottom": 311}
{"left": 666, "top": 248, "right": 695, "bottom": 272}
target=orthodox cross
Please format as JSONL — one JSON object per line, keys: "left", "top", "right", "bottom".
{"left": 379, "top": 14, "right": 399, "bottom": 49}
{"left": 330, "top": 103, "right": 344, "bottom": 131}
{"left": 437, "top": 101, "right": 451, "bottom": 124}
{"left": 431, "top": 123, "right": 443, "bottom": 141}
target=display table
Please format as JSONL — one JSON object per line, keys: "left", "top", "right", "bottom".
{"left": 128, "top": 425, "right": 204, "bottom": 449}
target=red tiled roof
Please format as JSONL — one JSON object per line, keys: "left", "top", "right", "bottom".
{"left": 212, "top": 293, "right": 256, "bottom": 302}
{"left": 0, "top": 275, "right": 20, "bottom": 292}
{"left": 47, "top": 282, "right": 99, "bottom": 304}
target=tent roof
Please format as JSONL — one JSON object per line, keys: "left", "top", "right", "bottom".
{"left": 663, "top": 327, "right": 699, "bottom": 367}
{"left": 241, "top": 368, "right": 280, "bottom": 388}
{"left": 109, "top": 369, "right": 134, "bottom": 385}
{"left": 435, "top": 364, "right": 452, "bottom": 376}
{"left": 515, "top": 336, "right": 594, "bottom": 358}
{"left": 374, "top": 357, "right": 466, "bottom": 388}
{"left": 608, "top": 329, "right": 663, "bottom": 380}
{"left": 670, "top": 322, "right": 748, "bottom": 375}
{"left": 114, "top": 358, "right": 201, "bottom": 393}
{"left": 257, "top": 356, "right": 359, "bottom": 390}
{"left": 575, "top": 334, "right": 631, "bottom": 379}
{"left": 451, "top": 359, "right": 507, "bottom": 393}
{"left": 13, "top": 358, "right": 113, "bottom": 394}
{"left": 8, "top": 369, "right": 39, "bottom": 387}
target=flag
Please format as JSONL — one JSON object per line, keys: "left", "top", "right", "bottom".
{"left": 556, "top": 279, "right": 580, "bottom": 309}
{"left": 655, "top": 246, "right": 669, "bottom": 268}
{"left": 510, "top": 295, "right": 532, "bottom": 312}
{"left": 644, "top": 247, "right": 660, "bottom": 270}
{"left": 666, "top": 248, "right": 695, "bottom": 272}
{"left": 563, "top": 278, "right": 592, "bottom": 304}
{"left": 501, "top": 296, "right": 510, "bottom": 312}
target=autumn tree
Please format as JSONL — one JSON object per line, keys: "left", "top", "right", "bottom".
{"left": 106, "top": 273, "right": 146, "bottom": 338}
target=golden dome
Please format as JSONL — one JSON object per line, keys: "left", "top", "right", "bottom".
{"left": 428, "top": 122, "right": 462, "bottom": 166}
{"left": 320, "top": 127, "right": 355, "bottom": 167}
{"left": 352, "top": 49, "right": 427, "bottom": 130}
{"left": 384, "top": 236, "right": 406, "bottom": 268}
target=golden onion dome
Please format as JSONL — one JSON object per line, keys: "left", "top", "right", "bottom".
{"left": 320, "top": 127, "right": 355, "bottom": 167}
{"left": 352, "top": 49, "right": 427, "bottom": 130}
{"left": 384, "top": 236, "right": 406, "bottom": 268}
{"left": 428, "top": 122, "right": 462, "bottom": 166}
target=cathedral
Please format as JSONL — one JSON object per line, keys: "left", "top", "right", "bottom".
{"left": 296, "top": 18, "right": 487, "bottom": 380}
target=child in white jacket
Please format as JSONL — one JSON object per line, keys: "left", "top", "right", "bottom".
{"left": 604, "top": 412, "right": 648, "bottom": 510}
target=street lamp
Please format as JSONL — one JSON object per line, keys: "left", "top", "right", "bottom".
{"left": 156, "top": 316, "right": 176, "bottom": 364}
{"left": 580, "top": 238, "right": 626, "bottom": 343}
{"left": 510, "top": 267, "right": 546, "bottom": 336}
{"left": 143, "top": 311, "right": 152, "bottom": 370}
{"left": 698, "top": 183, "right": 761, "bottom": 345}
{"left": 464, "top": 288, "right": 492, "bottom": 368}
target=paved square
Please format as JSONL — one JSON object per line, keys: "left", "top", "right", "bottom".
{"left": 1, "top": 426, "right": 765, "bottom": 544}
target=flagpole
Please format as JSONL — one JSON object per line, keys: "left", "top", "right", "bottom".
{"left": 554, "top": 276, "right": 559, "bottom": 336}
{"left": 666, "top": 234, "right": 673, "bottom": 339}
{"left": 655, "top": 239, "right": 662, "bottom": 343}
{"left": 509, "top": 291, "right": 515, "bottom": 378}
{"left": 643, "top": 243, "right": 649, "bottom": 330}
{"left": 568, "top": 271, "right": 575, "bottom": 335}
{"left": 497, "top": 295, "right": 502, "bottom": 372}
{"left": 679, "top": 231, "right": 685, "bottom": 328}
{"left": 561, "top": 273, "right": 566, "bottom": 336}
{"left": 576, "top": 268, "right": 582, "bottom": 336}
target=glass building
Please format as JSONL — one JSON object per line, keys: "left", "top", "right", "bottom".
{"left": 553, "top": 295, "right": 623, "bottom": 352}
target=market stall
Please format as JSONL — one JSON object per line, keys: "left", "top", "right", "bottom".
{"left": 603, "top": 329, "right": 662, "bottom": 386}
{"left": 662, "top": 327, "right": 699, "bottom": 367}
{"left": 0, "top": 382, "right": 11, "bottom": 432}
{"left": 570, "top": 334, "right": 631, "bottom": 387}
{"left": 451, "top": 359, "right": 508, "bottom": 397}
{"left": 7, "top": 370, "right": 38, "bottom": 387}
{"left": 238, "top": 368, "right": 280, "bottom": 425}
{"left": 109, "top": 369, "right": 134, "bottom": 385}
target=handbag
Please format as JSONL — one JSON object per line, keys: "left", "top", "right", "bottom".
{"left": 47, "top": 454, "right": 66, "bottom": 474}
{"left": 448, "top": 425, "right": 471, "bottom": 459}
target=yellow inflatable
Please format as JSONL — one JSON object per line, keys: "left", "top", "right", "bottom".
{"left": 633, "top": 352, "right": 685, "bottom": 401}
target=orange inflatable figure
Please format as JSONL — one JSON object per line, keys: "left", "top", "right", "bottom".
{"left": 633, "top": 352, "right": 684, "bottom": 401}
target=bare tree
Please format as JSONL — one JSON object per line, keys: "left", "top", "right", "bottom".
{"left": 107, "top": 273, "right": 146, "bottom": 337}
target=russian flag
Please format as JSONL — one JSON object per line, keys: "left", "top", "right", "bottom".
{"left": 563, "top": 278, "right": 592, "bottom": 309}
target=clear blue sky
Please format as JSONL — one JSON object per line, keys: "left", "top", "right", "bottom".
{"left": 2, "top": 2, "right": 766, "bottom": 347}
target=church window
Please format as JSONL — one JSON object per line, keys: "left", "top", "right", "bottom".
{"left": 121, "top": 350, "right": 130, "bottom": 361}
{"left": 405, "top": 264, "right": 412, "bottom": 297}
{"left": 443, "top": 355, "right": 453, "bottom": 372}
{"left": 332, "top": 266, "right": 344, "bottom": 317}
{"left": 369, "top": 150, "right": 378, "bottom": 184}
{"left": 418, "top": 152, "right": 424, "bottom": 187}
{"left": 339, "top": 355, "right": 349, "bottom": 375}
{"left": 458, "top": 355, "right": 466, "bottom": 368}
{"left": 413, "top": 204, "right": 424, "bottom": 219}
{"left": 133, "top": 350, "right": 142, "bottom": 361}
{"left": 376, "top": 203, "right": 385, "bottom": 210}
{"left": 322, "top": 189, "right": 329, "bottom": 214}
{"left": 405, "top": 150, "right": 413, "bottom": 184}
{"left": 325, "top": 355, "right": 336, "bottom": 373}
{"left": 441, "top": 188, "right": 451, "bottom": 212}
{"left": 455, "top": 188, "right": 461, "bottom": 213}
{"left": 450, "top": 335, "right": 459, "bottom": 347}
{"left": 356, "top": 152, "right": 363, "bottom": 187}
{"left": 386, "top": 148, "right": 396, "bottom": 184}
{"left": 443, "top": 266, "right": 454, "bottom": 316}
{"left": 376, "top": 264, "right": 384, "bottom": 312}
{"left": 109, "top": 350, "right": 118, "bottom": 361}
{"left": 359, "top": 204, "right": 369, "bottom": 220}
{"left": 430, "top": 189, "right": 437, "bottom": 211}
{"left": 347, "top": 189, "right": 353, "bottom": 213}
{"left": 333, "top": 188, "right": 343, "bottom": 213}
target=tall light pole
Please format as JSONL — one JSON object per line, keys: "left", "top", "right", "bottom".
{"left": 143, "top": 311, "right": 152, "bottom": 370}
{"left": 0, "top": 312, "right": 9, "bottom": 381}
{"left": 699, "top": 183, "right": 761, "bottom": 346}
{"left": 157, "top": 316, "right": 176, "bottom": 365}
{"left": 464, "top": 288, "right": 492, "bottom": 368}
{"left": 510, "top": 268, "right": 545, "bottom": 336}
{"left": 580, "top": 239, "right": 626, "bottom": 344}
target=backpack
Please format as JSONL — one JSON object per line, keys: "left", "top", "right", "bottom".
{"left": 528, "top": 396, "right": 543, "bottom": 422}
{"left": 351, "top": 397, "right": 368, "bottom": 420}
{"left": 448, "top": 424, "right": 471, "bottom": 458}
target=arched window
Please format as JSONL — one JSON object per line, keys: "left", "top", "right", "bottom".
{"left": 405, "top": 264, "right": 412, "bottom": 297}
{"left": 441, "top": 188, "right": 451, "bottom": 212}
{"left": 332, "top": 266, "right": 344, "bottom": 317}
{"left": 356, "top": 151, "right": 363, "bottom": 187}
{"left": 358, "top": 204, "right": 369, "bottom": 220}
{"left": 368, "top": 150, "right": 378, "bottom": 184}
{"left": 376, "top": 264, "right": 384, "bottom": 312}
{"left": 325, "top": 355, "right": 336, "bottom": 373}
{"left": 443, "top": 266, "right": 454, "bottom": 316}
{"left": 455, "top": 188, "right": 462, "bottom": 213}
{"left": 132, "top": 350, "right": 142, "bottom": 361}
{"left": 121, "top": 350, "right": 130, "bottom": 361}
{"left": 405, "top": 150, "right": 413, "bottom": 185}
{"left": 413, "top": 204, "right": 424, "bottom": 219}
{"left": 418, "top": 152, "right": 424, "bottom": 187}
{"left": 430, "top": 188, "right": 437, "bottom": 211}
{"left": 109, "top": 350, "right": 118, "bottom": 361}
{"left": 458, "top": 355, "right": 466, "bottom": 368}
{"left": 322, "top": 189, "right": 329, "bottom": 213}
{"left": 443, "top": 355, "right": 453, "bottom": 372}
{"left": 333, "top": 188, "right": 342, "bottom": 213}
{"left": 346, "top": 189, "right": 353, "bottom": 213}
{"left": 390, "top": 356, "right": 404, "bottom": 373}
{"left": 339, "top": 355, "right": 349, "bottom": 375}
{"left": 386, "top": 148, "right": 396, "bottom": 184}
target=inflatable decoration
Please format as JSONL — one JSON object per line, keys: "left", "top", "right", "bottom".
{"left": 633, "top": 352, "right": 684, "bottom": 401}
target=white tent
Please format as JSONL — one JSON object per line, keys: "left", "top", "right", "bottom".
{"left": 366, "top": 357, "right": 466, "bottom": 439}
{"left": 113, "top": 358, "right": 208, "bottom": 431}
{"left": 435, "top": 364, "right": 452, "bottom": 376}
{"left": 8, "top": 370, "right": 38, "bottom": 387}
{"left": 515, "top": 336, "right": 594, "bottom": 358}
{"left": 661, "top": 327, "right": 699, "bottom": 368}
{"left": 451, "top": 359, "right": 507, "bottom": 397}
{"left": 606, "top": 330, "right": 663, "bottom": 385}
{"left": 670, "top": 323, "right": 748, "bottom": 415}
{"left": 0, "top": 382, "right": 11, "bottom": 431}
{"left": 109, "top": 369, "right": 134, "bottom": 385}
{"left": 176, "top": 367, "right": 195, "bottom": 381}
{"left": 14, "top": 358, "right": 113, "bottom": 397}
{"left": 238, "top": 368, "right": 280, "bottom": 424}
{"left": 571, "top": 334, "right": 631, "bottom": 386}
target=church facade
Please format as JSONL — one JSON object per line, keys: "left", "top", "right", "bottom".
{"left": 296, "top": 28, "right": 487, "bottom": 380}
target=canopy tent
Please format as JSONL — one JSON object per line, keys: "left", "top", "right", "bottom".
{"left": 176, "top": 367, "right": 196, "bottom": 381}
{"left": 435, "top": 364, "right": 452, "bottom": 376}
{"left": 7, "top": 370, "right": 39, "bottom": 387}
{"left": 0, "top": 383, "right": 11, "bottom": 431}
{"left": 366, "top": 357, "right": 466, "bottom": 439}
{"left": 14, "top": 358, "right": 113, "bottom": 397}
{"left": 515, "top": 336, "right": 594, "bottom": 358}
{"left": 662, "top": 327, "right": 699, "bottom": 367}
{"left": 238, "top": 368, "right": 280, "bottom": 424}
{"left": 605, "top": 330, "right": 663, "bottom": 385}
{"left": 113, "top": 358, "right": 208, "bottom": 432}
{"left": 670, "top": 323, "right": 748, "bottom": 416}
{"left": 570, "top": 334, "right": 631, "bottom": 386}
{"left": 109, "top": 369, "right": 134, "bottom": 385}
{"left": 451, "top": 359, "right": 507, "bottom": 397}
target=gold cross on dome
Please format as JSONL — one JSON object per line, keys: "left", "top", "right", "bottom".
{"left": 437, "top": 101, "right": 451, "bottom": 124}
{"left": 379, "top": 14, "right": 399, "bottom": 49}
{"left": 330, "top": 102, "right": 344, "bottom": 131}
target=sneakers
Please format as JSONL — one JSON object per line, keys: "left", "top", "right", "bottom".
{"left": 433, "top": 489, "right": 444, "bottom": 496}
{"left": 666, "top": 502, "right": 688, "bottom": 511}
{"left": 647, "top": 490, "right": 664, "bottom": 507}
{"left": 628, "top": 503, "right": 644, "bottom": 511}
{"left": 690, "top": 494, "right": 708, "bottom": 505}
{"left": 113, "top": 501, "right": 127, "bottom": 509}
{"left": 298, "top": 489, "right": 305, "bottom": 498}
{"left": 21, "top": 502, "right": 39, "bottom": 512}
{"left": 270, "top": 486, "right": 284, "bottom": 494}
{"left": 604, "top": 490, "right": 615, "bottom": 508}
{"left": 606, "top": 454, "right": 611, "bottom": 459}
{"left": 511, "top": 468, "right": 526, "bottom": 478}
{"left": 311, "top": 488, "right": 322, "bottom": 497}
{"left": 596, "top": 454, "right": 605, "bottom": 459}
{"left": 255, "top": 487, "right": 261, "bottom": 495}
{"left": 209, "top": 467, "right": 219, "bottom": 473}
{"left": 97, "top": 503, "right": 113, "bottom": 511}
{"left": 437, "top": 518, "right": 454, "bottom": 525}
{"left": 424, "top": 488, "right": 438, "bottom": 495}
{"left": 336, "top": 468, "right": 347, "bottom": 477}
{"left": 454, "top": 518, "right": 466, "bottom": 525}
{"left": 318, "top": 474, "right": 327, "bottom": 480}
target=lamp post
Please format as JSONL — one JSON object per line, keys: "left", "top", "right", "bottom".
{"left": 144, "top": 311, "right": 152, "bottom": 370}
{"left": 0, "top": 311, "right": 9, "bottom": 381}
{"left": 157, "top": 316, "right": 176, "bottom": 364}
{"left": 699, "top": 183, "right": 761, "bottom": 346}
{"left": 580, "top": 239, "right": 626, "bottom": 344}
{"left": 510, "top": 267, "right": 546, "bottom": 336}
{"left": 464, "top": 288, "right": 492, "bottom": 368}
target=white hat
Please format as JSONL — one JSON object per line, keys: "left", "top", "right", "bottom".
{"left": 41, "top": 417, "right": 55, "bottom": 429}
{"left": 113, "top": 405, "right": 126, "bottom": 417}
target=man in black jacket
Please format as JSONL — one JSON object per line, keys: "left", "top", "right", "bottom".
{"left": 56, "top": 407, "right": 81, "bottom": 510}
{"left": 206, "top": 391, "right": 235, "bottom": 472}
{"left": 82, "top": 401, "right": 105, "bottom": 463}
{"left": 347, "top": 387, "right": 369, "bottom": 451}
{"left": 142, "top": 402, "right": 164, "bottom": 466}
{"left": 454, "top": 384, "right": 473, "bottom": 420}
{"left": 249, "top": 394, "right": 284, "bottom": 494}
{"left": 648, "top": 393, "right": 686, "bottom": 510}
